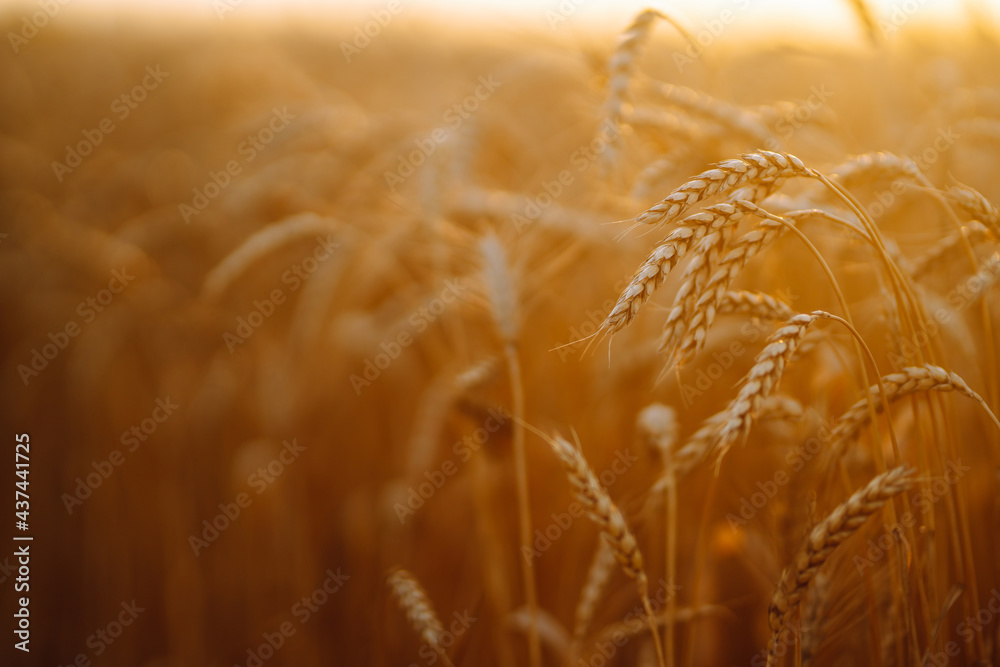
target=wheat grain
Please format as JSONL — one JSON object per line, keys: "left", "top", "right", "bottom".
{"left": 765, "top": 466, "right": 916, "bottom": 666}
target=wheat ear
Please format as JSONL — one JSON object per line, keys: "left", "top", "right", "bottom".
{"left": 717, "top": 290, "right": 796, "bottom": 322}
{"left": 765, "top": 465, "right": 916, "bottom": 667}
{"left": 715, "top": 312, "right": 830, "bottom": 461}
{"left": 909, "top": 221, "right": 990, "bottom": 274}
{"left": 946, "top": 184, "right": 1000, "bottom": 239}
{"left": 546, "top": 435, "right": 666, "bottom": 667}
{"left": 829, "top": 151, "right": 920, "bottom": 188}
{"left": 633, "top": 151, "right": 816, "bottom": 230}
{"left": 572, "top": 538, "right": 617, "bottom": 643}
{"left": 666, "top": 202, "right": 798, "bottom": 361}
{"left": 829, "top": 364, "right": 998, "bottom": 459}
{"left": 650, "top": 395, "right": 802, "bottom": 487}
{"left": 604, "top": 200, "right": 756, "bottom": 336}
{"left": 649, "top": 82, "right": 774, "bottom": 146}
{"left": 387, "top": 568, "right": 456, "bottom": 667}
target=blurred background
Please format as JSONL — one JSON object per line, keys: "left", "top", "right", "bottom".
{"left": 2, "top": 0, "right": 1000, "bottom": 665}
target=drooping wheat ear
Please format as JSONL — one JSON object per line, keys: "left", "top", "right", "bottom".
{"left": 603, "top": 200, "right": 756, "bottom": 336}
{"left": 765, "top": 466, "right": 916, "bottom": 667}
{"left": 655, "top": 395, "right": 802, "bottom": 484}
{"left": 829, "top": 364, "right": 996, "bottom": 459}
{"left": 715, "top": 312, "right": 830, "bottom": 461}
{"left": 387, "top": 568, "right": 456, "bottom": 667}
{"left": 546, "top": 435, "right": 666, "bottom": 667}
{"left": 634, "top": 151, "right": 816, "bottom": 230}
{"left": 909, "top": 221, "right": 989, "bottom": 274}
{"left": 201, "top": 212, "right": 340, "bottom": 302}
{"left": 547, "top": 436, "right": 646, "bottom": 586}
{"left": 650, "top": 82, "right": 775, "bottom": 146}
{"left": 945, "top": 184, "right": 1000, "bottom": 239}
{"left": 828, "top": 151, "right": 920, "bottom": 188}
{"left": 667, "top": 202, "right": 798, "bottom": 362}
{"left": 572, "top": 538, "right": 617, "bottom": 642}
{"left": 717, "top": 290, "right": 796, "bottom": 322}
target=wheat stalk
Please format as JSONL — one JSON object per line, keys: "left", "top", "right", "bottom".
{"left": 387, "top": 568, "right": 456, "bottom": 667}
{"left": 479, "top": 234, "right": 541, "bottom": 667}
{"left": 764, "top": 465, "right": 916, "bottom": 667}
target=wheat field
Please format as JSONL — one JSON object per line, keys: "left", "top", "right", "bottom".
{"left": 3, "top": 2, "right": 1000, "bottom": 665}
